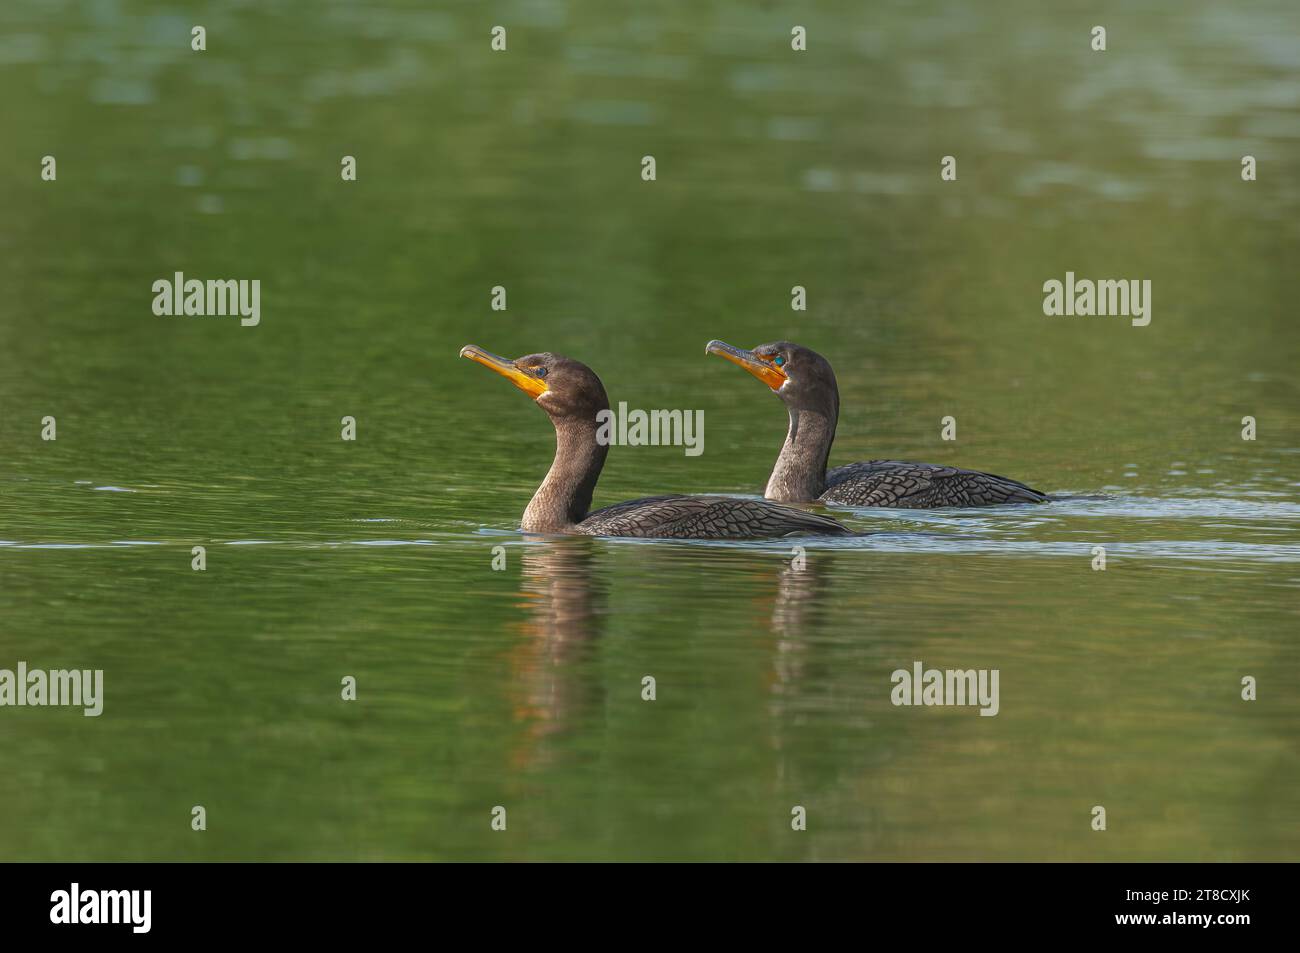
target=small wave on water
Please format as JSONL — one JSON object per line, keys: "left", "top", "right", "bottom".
{"left": 833, "top": 493, "right": 1300, "bottom": 523}
{"left": 3, "top": 493, "right": 1298, "bottom": 567}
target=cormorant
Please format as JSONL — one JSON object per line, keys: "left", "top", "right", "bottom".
{"left": 705, "top": 340, "right": 1047, "bottom": 507}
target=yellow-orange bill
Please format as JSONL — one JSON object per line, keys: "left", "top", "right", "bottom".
{"left": 705, "top": 339, "right": 787, "bottom": 390}
{"left": 460, "top": 345, "right": 548, "bottom": 398}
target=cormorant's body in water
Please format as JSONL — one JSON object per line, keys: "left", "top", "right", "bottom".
{"left": 705, "top": 340, "right": 1048, "bottom": 508}
{"left": 460, "top": 345, "right": 851, "bottom": 538}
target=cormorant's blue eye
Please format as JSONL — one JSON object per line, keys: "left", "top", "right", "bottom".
{"left": 535, "top": 367, "right": 547, "bottom": 378}
{"left": 774, "top": 356, "right": 785, "bottom": 367}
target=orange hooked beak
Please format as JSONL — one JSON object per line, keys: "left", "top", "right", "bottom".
{"left": 705, "top": 339, "right": 787, "bottom": 391}
{"left": 460, "top": 345, "right": 549, "bottom": 398}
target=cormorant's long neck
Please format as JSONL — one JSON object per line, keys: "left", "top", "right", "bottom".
{"left": 765, "top": 402, "right": 836, "bottom": 503}
{"left": 522, "top": 416, "right": 607, "bottom": 532}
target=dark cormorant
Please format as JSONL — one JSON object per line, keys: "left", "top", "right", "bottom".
{"left": 460, "top": 345, "right": 852, "bottom": 537}
{"left": 705, "top": 340, "right": 1048, "bottom": 508}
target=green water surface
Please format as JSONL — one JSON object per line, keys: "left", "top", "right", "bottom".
{"left": 1, "top": 0, "right": 1297, "bottom": 860}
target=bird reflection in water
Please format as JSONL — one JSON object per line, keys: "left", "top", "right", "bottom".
{"left": 765, "top": 552, "right": 835, "bottom": 785}
{"left": 502, "top": 538, "right": 836, "bottom": 778}
{"left": 504, "top": 539, "right": 606, "bottom": 771}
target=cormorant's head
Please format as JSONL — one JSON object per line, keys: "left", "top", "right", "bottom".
{"left": 705, "top": 340, "right": 838, "bottom": 413}
{"left": 460, "top": 345, "right": 610, "bottom": 421}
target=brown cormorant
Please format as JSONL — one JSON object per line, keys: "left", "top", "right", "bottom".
{"left": 460, "top": 345, "right": 852, "bottom": 537}
{"left": 705, "top": 340, "right": 1048, "bottom": 508}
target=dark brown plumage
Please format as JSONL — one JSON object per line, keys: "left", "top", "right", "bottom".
{"left": 460, "top": 346, "right": 851, "bottom": 539}
{"left": 705, "top": 340, "right": 1048, "bottom": 508}
{"left": 580, "top": 493, "right": 847, "bottom": 538}
{"left": 822, "top": 461, "right": 1046, "bottom": 507}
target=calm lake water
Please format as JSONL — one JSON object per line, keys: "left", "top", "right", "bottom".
{"left": 1, "top": 1, "right": 1297, "bottom": 861}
